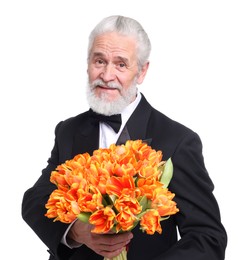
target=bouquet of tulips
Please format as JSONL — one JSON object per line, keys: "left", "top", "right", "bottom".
{"left": 45, "top": 140, "right": 179, "bottom": 260}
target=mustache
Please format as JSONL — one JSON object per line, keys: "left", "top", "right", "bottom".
{"left": 90, "top": 79, "right": 122, "bottom": 90}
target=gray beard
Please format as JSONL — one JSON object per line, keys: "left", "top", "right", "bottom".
{"left": 86, "top": 79, "right": 138, "bottom": 116}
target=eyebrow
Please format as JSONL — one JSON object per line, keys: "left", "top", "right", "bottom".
{"left": 92, "top": 52, "right": 105, "bottom": 58}
{"left": 92, "top": 52, "right": 130, "bottom": 64}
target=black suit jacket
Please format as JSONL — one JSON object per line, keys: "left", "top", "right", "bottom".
{"left": 22, "top": 94, "right": 227, "bottom": 260}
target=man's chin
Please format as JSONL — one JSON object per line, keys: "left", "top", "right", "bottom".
{"left": 90, "top": 99, "right": 128, "bottom": 116}
{"left": 95, "top": 88, "right": 121, "bottom": 103}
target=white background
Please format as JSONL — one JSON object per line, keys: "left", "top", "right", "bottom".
{"left": 1, "top": 1, "right": 250, "bottom": 259}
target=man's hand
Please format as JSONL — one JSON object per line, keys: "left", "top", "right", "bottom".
{"left": 67, "top": 219, "right": 133, "bottom": 258}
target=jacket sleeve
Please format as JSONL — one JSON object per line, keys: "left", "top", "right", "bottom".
{"left": 154, "top": 131, "right": 227, "bottom": 260}
{"left": 21, "top": 121, "right": 77, "bottom": 260}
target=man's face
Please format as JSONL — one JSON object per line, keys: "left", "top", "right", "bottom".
{"left": 86, "top": 32, "right": 148, "bottom": 115}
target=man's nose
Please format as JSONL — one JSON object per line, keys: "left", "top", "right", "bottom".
{"left": 100, "top": 63, "right": 116, "bottom": 82}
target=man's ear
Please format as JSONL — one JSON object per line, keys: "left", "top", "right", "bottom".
{"left": 137, "top": 62, "right": 149, "bottom": 85}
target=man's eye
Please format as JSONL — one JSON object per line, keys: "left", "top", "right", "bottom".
{"left": 119, "top": 63, "right": 126, "bottom": 68}
{"left": 97, "top": 59, "right": 104, "bottom": 64}
{"left": 94, "top": 59, "right": 106, "bottom": 66}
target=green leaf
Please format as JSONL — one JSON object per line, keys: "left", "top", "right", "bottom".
{"left": 139, "top": 195, "right": 148, "bottom": 212}
{"left": 77, "top": 212, "right": 91, "bottom": 223}
{"left": 159, "top": 158, "right": 173, "bottom": 188}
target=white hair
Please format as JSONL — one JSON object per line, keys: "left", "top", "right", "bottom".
{"left": 87, "top": 15, "right": 151, "bottom": 70}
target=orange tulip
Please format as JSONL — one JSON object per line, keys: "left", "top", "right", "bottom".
{"left": 113, "top": 163, "right": 137, "bottom": 177}
{"left": 45, "top": 189, "right": 77, "bottom": 223}
{"left": 114, "top": 194, "right": 142, "bottom": 232}
{"left": 151, "top": 188, "right": 179, "bottom": 217}
{"left": 114, "top": 194, "right": 142, "bottom": 215}
{"left": 140, "top": 209, "right": 162, "bottom": 235}
{"left": 68, "top": 153, "right": 91, "bottom": 169}
{"left": 89, "top": 206, "right": 116, "bottom": 233}
{"left": 77, "top": 185, "right": 104, "bottom": 213}
{"left": 106, "top": 174, "right": 135, "bottom": 197}
{"left": 138, "top": 165, "right": 157, "bottom": 178}
{"left": 85, "top": 163, "right": 110, "bottom": 194}
{"left": 137, "top": 177, "right": 163, "bottom": 199}
{"left": 115, "top": 207, "right": 138, "bottom": 232}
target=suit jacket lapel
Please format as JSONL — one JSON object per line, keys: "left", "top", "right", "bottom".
{"left": 116, "top": 126, "right": 131, "bottom": 145}
{"left": 123, "top": 94, "right": 153, "bottom": 145}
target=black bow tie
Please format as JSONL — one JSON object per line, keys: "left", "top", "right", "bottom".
{"left": 89, "top": 109, "right": 122, "bottom": 133}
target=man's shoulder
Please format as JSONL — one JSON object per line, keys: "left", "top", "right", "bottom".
{"left": 148, "top": 109, "right": 201, "bottom": 158}
{"left": 140, "top": 93, "right": 195, "bottom": 136}
{"left": 55, "top": 111, "right": 90, "bottom": 134}
{"left": 151, "top": 108, "right": 195, "bottom": 136}
{"left": 62, "top": 111, "right": 89, "bottom": 125}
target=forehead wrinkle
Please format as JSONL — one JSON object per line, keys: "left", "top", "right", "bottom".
{"left": 94, "top": 36, "right": 134, "bottom": 54}
{"left": 94, "top": 39, "right": 129, "bottom": 53}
